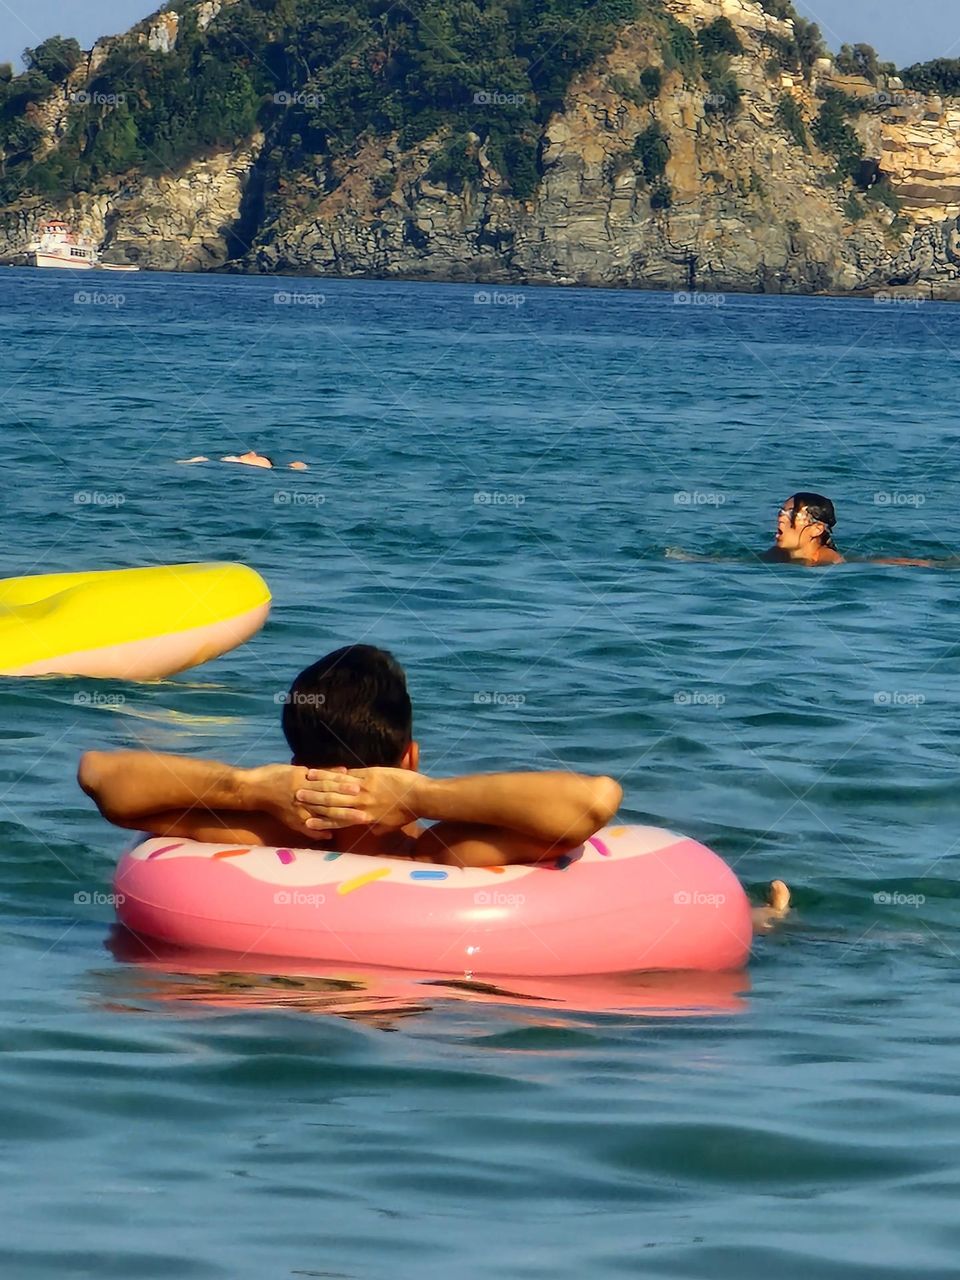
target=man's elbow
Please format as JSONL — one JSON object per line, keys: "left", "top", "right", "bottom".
{"left": 585, "top": 775, "right": 622, "bottom": 834}
{"left": 78, "top": 751, "right": 121, "bottom": 820}
{"left": 77, "top": 751, "right": 103, "bottom": 801}
{"left": 561, "top": 775, "right": 622, "bottom": 843}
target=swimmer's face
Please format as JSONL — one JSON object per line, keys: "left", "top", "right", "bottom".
{"left": 775, "top": 499, "right": 823, "bottom": 551}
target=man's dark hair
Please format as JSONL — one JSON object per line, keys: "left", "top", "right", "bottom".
{"left": 791, "top": 492, "right": 838, "bottom": 548}
{"left": 281, "top": 645, "right": 412, "bottom": 767}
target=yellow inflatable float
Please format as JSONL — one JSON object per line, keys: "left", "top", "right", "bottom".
{"left": 0, "top": 562, "right": 271, "bottom": 679}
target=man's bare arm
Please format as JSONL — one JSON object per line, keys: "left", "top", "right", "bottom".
{"left": 298, "top": 768, "right": 623, "bottom": 848}
{"left": 79, "top": 753, "right": 623, "bottom": 867}
{"left": 77, "top": 751, "right": 319, "bottom": 839}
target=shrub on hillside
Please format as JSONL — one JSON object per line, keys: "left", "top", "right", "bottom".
{"left": 900, "top": 58, "right": 960, "bottom": 96}
{"left": 704, "top": 59, "right": 742, "bottom": 118}
{"left": 425, "top": 135, "right": 478, "bottom": 190}
{"left": 698, "top": 17, "right": 743, "bottom": 59}
{"left": 633, "top": 122, "right": 669, "bottom": 180}
{"left": 755, "top": 0, "right": 796, "bottom": 17}
{"left": 661, "top": 15, "right": 698, "bottom": 77}
{"left": 640, "top": 66, "right": 662, "bottom": 98}
{"left": 835, "top": 43, "right": 880, "bottom": 83}
{"left": 23, "top": 36, "right": 82, "bottom": 83}
{"left": 812, "top": 90, "right": 865, "bottom": 181}
{"left": 794, "top": 19, "right": 826, "bottom": 73}
{"left": 776, "top": 92, "right": 807, "bottom": 147}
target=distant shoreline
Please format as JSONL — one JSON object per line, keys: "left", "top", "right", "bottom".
{"left": 3, "top": 261, "right": 953, "bottom": 302}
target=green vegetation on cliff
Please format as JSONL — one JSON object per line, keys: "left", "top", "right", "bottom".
{"left": 754, "top": 0, "right": 796, "bottom": 16}
{"left": 23, "top": 36, "right": 83, "bottom": 83}
{"left": 633, "top": 122, "right": 668, "bottom": 180}
{"left": 696, "top": 17, "right": 743, "bottom": 119}
{"left": 697, "top": 16, "right": 742, "bottom": 59}
{"left": 0, "top": 0, "right": 665, "bottom": 204}
{"left": 833, "top": 42, "right": 895, "bottom": 83}
{"left": 900, "top": 59, "right": 960, "bottom": 97}
{"left": 761, "top": 14, "right": 826, "bottom": 79}
{"left": 812, "top": 89, "right": 865, "bottom": 182}
{"left": 775, "top": 92, "right": 806, "bottom": 149}
{"left": 0, "top": 0, "right": 775, "bottom": 210}
{"left": 0, "top": 0, "right": 938, "bottom": 219}
{"left": 0, "top": 40, "right": 69, "bottom": 172}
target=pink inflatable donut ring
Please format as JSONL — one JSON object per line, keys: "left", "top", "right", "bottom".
{"left": 114, "top": 825, "right": 752, "bottom": 977}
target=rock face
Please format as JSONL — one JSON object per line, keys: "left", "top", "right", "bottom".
{"left": 662, "top": 0, "right": 792, "bottom": 41}
{"left": 5, "top": 0, "right": 960, "bottom": 294}
{"left": 196, "top": 1, "right": 224, "bottom": 31}
{"left": 144, "top": 11, "right": 180, "bottom": 54}
{"left": 879, "top": 106, "right": 960, "bottom": 223}
{"left": 249, "top": 0, "right": 893, "bottom": 294}
{"left": 0, "top": 137, "right": 263, "bottom": 271}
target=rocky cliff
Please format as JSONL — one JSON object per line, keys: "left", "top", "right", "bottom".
{"left": 4, "top": 0, "right": 960, "bottom": 296}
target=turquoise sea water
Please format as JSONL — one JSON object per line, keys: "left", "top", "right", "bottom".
{"left": 2, "top": 271, "right": 960, "bottom": 1277}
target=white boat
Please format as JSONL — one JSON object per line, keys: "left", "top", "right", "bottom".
{"left": 27, "top": 218, "right": 139, "bottom": 271}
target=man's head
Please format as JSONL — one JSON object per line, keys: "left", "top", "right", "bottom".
{"left": 281, "top": 645, "right": 416, "bottom": 769}
{"left": 775, "top": 492, "right": 838, "bottom": 557}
